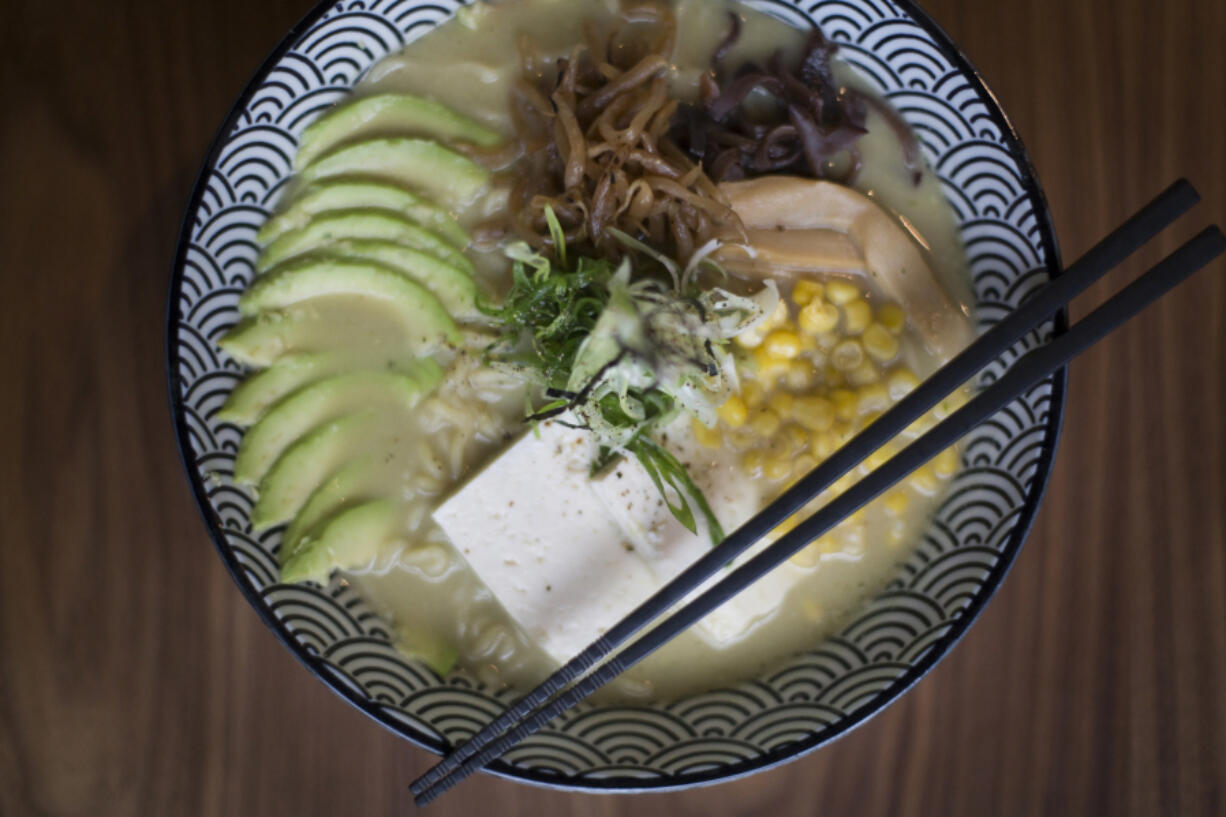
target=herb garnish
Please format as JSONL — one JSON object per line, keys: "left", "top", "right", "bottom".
{"left": 481, "top": 212, "right": 778, "bottom": 544}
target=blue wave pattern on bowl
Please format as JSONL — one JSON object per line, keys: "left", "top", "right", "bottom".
{"left": 171, "top": 0, "right": 1059, "bottom": 789}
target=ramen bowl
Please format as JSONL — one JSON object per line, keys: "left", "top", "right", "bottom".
{"left": 167, "top": 0, "right": 1063, "bottom": 792}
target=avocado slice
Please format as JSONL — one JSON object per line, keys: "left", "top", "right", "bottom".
{"left": 256, "top": 180, "right": 469, "bottom": 249}
{"left": 239, "top": 259, "right": 461, "bottom": 353}
{"left": 234, "top": 363, "right": 442, "bottom": 487}
{"left": 257, "top": 209, "right": 473, "bottom": 275}
{"left": 279, "top": 455, "right": 378, "bottom": 565}
{"left": 295, "top": 94, "right": 503, "bottom": 169}
{"left": 217, "top": 352, "right": 340, "bottom": 426}
{"left": 395, "top": 630, "right": 460, "bottom": 678}
{"left": 281, "top": 499, "right": 401, "bottom": 584}
{"left": 218, "top": 313, "right": 305, "bottom": 368}
{"left": 251, "top": 411, "right": 373, "bottom": 531}
{"left": 310, "top": 239, "right": 479, "bottom": 321}
{"left": 297, "top": 138, "right": 490, "bottom": 210}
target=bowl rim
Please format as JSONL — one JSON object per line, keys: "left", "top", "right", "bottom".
{"left": 165, "top": 0, "right": 1067, "bottom": 793}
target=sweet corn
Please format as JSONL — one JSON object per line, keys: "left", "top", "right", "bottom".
{"left": 742, "top": 381, "right": 764, "bottom": 409}
{"left": 810, "top": 430, "right": 839, "bottom": 459}
{"left": 831, "top": 339, "right": 864, "bottom": 371}
{"left": 751, "top": 409, "right": 781, "bottom": 437}
{"left": 783, "top": 423, "right": 809, "bottom": 454}
{"left": 909, "top": 463, "right": 939, "bottom": 495}
{"left": 887, "top": 520, "right": 907, "bottom": 547}
{"left": 691, "top": 417, "right": 723, "bottom": 449}
{"left": 784, "top": 360, "right": 818, "bottom": 391}
{"left": 858, "top": 382, "right": 890, "bottom": 414}
{"left": 793, "top": 395, "right": 835, "bottom": 432}
{"left": 825, "top": 279, "right": 859, "bottom": 305}
{"left": 773, "top": 513, "right": 801, "bottom": 538}
{"left": 824, "top": 365, "right": 845, "bottom": 388}
{"left": 842, "top": 298, "right": 872, "bottom": 334}
{"left": 863, "top": 323, "right": 899, "bottom": 362}
{"left": 742, "top": 450, "right": 763, "bottom": 476}
{"left": 832, "top": 388, "right": 858, "bottom": 422}
{"left": 753, "top": 346, "right": 790, "bottom": 380}
{"left": 847, "top": 360, "right": 880, "bottom": 387}
{"left": 859, "top": 410, "right": 882, "bottom": 430}
{"left": 769, "top": 391, "right": 795, "bottom": 417}
{"left": 934, "top": 387, "right": 970, "bottom": 420}
{"left": 887, "top": 368, "right": 920, "bottom": 401}
{"left": 934, "top": 445, "right": 960, "bottom": 478}
{"left": 817, "top": 533, "right": 842, "bottom": 554}
{"left": 798, "top": 301, "right": 840, "bottom": 335}
{"left": 877, "top": 302, "right": 906, "bottom": 334}
{"left": 765, "top": 457, "right": 791, "bottom": 481}
{"left": 792, "top": 279, "right": 824, "bottom": 306}
{"left": 791, "top": 454, "right": 817, "bottom": 481}
{"left": 763, "top": 330, "right": 803, "bottom": 360}
{"left": 718, "top": 395, "right": 748, "bottom": 428}
{"left": 884, "top": 490, "right": 910, "bottom": 516}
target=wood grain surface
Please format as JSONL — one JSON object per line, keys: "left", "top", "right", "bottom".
{"left": 2, "top": 0, "right": 1224, "bottom": 814}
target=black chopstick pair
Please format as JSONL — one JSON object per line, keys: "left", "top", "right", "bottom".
{"left": 413, "top": 180, "right": 1223, "bottom": 805}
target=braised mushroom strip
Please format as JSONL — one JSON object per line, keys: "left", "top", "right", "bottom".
{"left": 673, "top": 16, "right": 923, "bottom": 185}
{"left": 505, "top": 1, "right": 740, "bottom": 264}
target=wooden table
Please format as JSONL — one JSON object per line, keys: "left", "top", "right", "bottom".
{"left": 2, "top": 0, "right": 1223, "bottom": 814}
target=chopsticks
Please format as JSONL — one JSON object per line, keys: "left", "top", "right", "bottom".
{"left": 413, "top": 180, "right": 1221, "bottom": 804}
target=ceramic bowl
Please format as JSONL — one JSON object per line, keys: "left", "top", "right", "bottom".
{"left": 167, "top": 0, "right": 1063, "bottom": 792}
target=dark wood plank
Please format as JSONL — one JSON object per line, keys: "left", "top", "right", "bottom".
{"left": 1, "top": 0, "right": 1222, "bottom": 814}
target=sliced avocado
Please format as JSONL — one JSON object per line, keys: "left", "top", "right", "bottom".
{"left": 279, "top": 455, "right": 378, "bottom": 565}
{"left": 313, "top": 239, "right": 479, "bottom": 321}
{"left": 217, "top": 352, "right": 340, "bottom": 426}
{"left": 251, "top": 412, "right": 373, "bottom": 531}
{"left": 297, "top": 138, "right": 490, "bottom": 210}
{"left": 218, "top": 314, "right": 299, "bottom": 367}
{"left": 239, "top": 259, "right": 461, "bottom": 354}
{"left": 295, "top": 93, "right": 503, "bottom": 169}
{"left": 234, "top": 363, "right": 443, "bottom": 486}
{"left": 256, "top": 180, "right": 469, "bottom": 249}
{"left": 281, "top": 499, "right": 401, "bottom": 584}
{"left": 257, "top": 209, "right": 473, "bottom": 274}
{"left": 395, "top": 629, "right": 460, "bottom": 677}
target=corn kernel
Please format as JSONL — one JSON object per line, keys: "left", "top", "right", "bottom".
{"left": 863, "top": 323, "right": 899, "bottom": 362}
{"left": 792, "top": 454, "right": 816, "bottom": 479}
{"left": 792, "top": 279, "right": 824, "bottom": 306}
{"left": 858, "top": 410, "right": 882, "bottom": 430}
{"left": 934, "top": 446, "right": 960, "bottom": 478}
{"left": 784, "top": 360, "right": 818, "bottom": 390}
{"left": 773, "top": 513, "right": 801, "bottom": 538}
{"left": 751, "top": 409, "right": 781, "bottom": 437}
{"left": 823, "top": 365, "right": 845, "bottom": 387}
{"left": 793, "top": 396, "right": 835, "bottom": 432}
{"left": 831, "top": 339, "right": 864, "bottom": 371}
{"left": 909, "top": 464, "right": 939, "bottom": 495}
{"left": 763, "top": 330, "right": 803, "bottom": 360}
{"left": 718, "top": 395, "right": 748, "bottom": 428}
{"left": 764, "top": 298, "right": 789, "bottom": 329}
{"left": 825, "top": 279, "right": 860, "bottom": 305}
{"left": 742, "top": 380, "right": 764, "bottom": 408}
{"left": 832, "top": 389, "right": 858, "bottom": 422}
{"left": 858, "top": 382, "right": 890, "bottom": 414}
{"left": 842, "top": 298, "right": 872, "bottom": 334}
{"left": 691, "top": 417, "right": 723, "bottom": 449}
{"left": 783, "top": 423, "right": 809, "bottom": 453}
{"left": 817, "top": 533, "right": 842, "bottom": 554}
{"left": 769, "top": 391, "right": 795, "bottom": 417}
{"left": 934, "top": 387, "right": 970, "bottom": 420}
{"left": 753, "top": 346, "right": 789, "bottom": 380}
{"left": 877, "top": 302, "right": 906, "bottom": 334}
{"left": 742, "top": 450, "right": 763, "bottom": 475}
{"left": 810, "top": 430, "right": 838, "bottom": 459}
{"left": 884, "top": 490, "right": 910, "bottom": 516}
{"left": 887, "top": 368, "right": 920, "bottom": 401}
{"left": 798, "top": 300, "right": 840, "bottom": 335}
{"left": 847, "top": 360, "right": 880, "bottom": 387}
{"left": 765, "top": 457, "right": 791, "bottom": 481}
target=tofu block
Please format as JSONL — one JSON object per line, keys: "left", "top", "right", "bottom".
{"left": 433, "top": 415, "right": 803, "bottom": 665}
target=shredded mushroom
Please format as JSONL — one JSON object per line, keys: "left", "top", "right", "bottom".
{"left": 502, "top": 1, "right": 740, "bottom": 265}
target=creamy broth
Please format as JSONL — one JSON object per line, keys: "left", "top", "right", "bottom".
{"left": 287, "top": 0, "right": 980, "bottom": 703}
